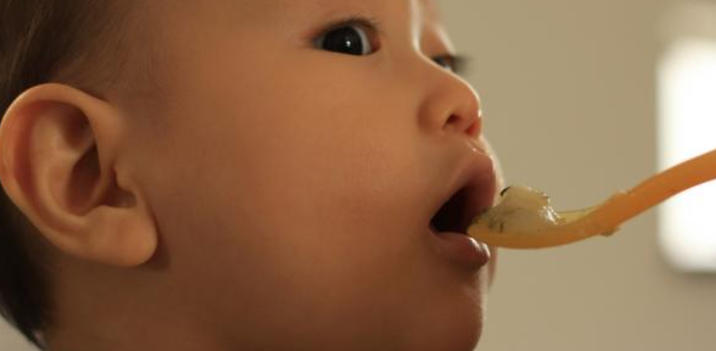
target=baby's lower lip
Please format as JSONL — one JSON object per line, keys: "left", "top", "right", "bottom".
{"left": 428, "top": 228, "right": 491, "bottom": 270}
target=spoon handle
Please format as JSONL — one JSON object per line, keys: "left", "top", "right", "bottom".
{"left": 588, "top": 147, "right": 716, "bottom": 230}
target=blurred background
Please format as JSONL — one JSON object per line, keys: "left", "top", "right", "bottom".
{"left": 2, "top": 0, "right": 715, "bottom": 350}
{"left": 438, "top": 0, "right": 716, "bottom": 350}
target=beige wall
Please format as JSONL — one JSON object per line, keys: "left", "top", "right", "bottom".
{"left": 440, "top": 0, "right": 716, "bottom": 350}
{"left": 2, "top": 0, "right": 715, "bottom": 350}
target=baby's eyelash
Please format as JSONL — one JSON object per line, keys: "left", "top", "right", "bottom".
{"left": 433, "top": 54, "right": 472, "bottom": 76}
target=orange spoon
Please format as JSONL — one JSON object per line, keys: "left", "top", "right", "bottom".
{"left": 468, "top": 148, "right": 716, "bottom": 249}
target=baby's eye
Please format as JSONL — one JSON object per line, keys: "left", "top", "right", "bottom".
{"left": 432, "top": 55, "right": 461, "bottom": 74}
{"left": 315, "top": 23, "right": 377, "bottom": 56}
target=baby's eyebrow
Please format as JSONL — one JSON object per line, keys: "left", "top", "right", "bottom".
{"left": 320, "top": 14, "right": 385, "bottom": 37}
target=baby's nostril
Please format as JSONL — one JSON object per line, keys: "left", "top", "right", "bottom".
{"left": 446, "top": 114, "right": 460, "bottom": 125}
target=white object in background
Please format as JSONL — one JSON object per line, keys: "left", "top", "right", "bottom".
{"left": 657, "top": 36, "right": 716, "bottom": 272}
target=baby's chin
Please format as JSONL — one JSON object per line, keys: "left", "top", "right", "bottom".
{"left": 435, "top": 312, "right": 485, "bottom": 351}
{"left": 406, "top": 304, "right": 485, "bottom": 351}
{"left": 402, "top": 270, "right": 489, "bottom": 351}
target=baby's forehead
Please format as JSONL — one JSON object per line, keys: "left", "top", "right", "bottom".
{"left": 417, "top": 0, "right": 442, "bottom": 21}
{"left": 234, "top": 0, "right": 441, "bottom": 22}
{"left": 157, "top": 0, "right": 445, "bottom": 32}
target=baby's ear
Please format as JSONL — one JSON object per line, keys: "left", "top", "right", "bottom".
{"left": 0, "top": 83, "right": 157, "bottom": 267}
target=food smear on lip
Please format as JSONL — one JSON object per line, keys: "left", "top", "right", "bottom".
{"left": 472, "top": 185, "right": 565, "bottom": 234}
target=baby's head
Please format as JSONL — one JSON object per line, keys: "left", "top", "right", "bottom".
{"left": 0, "top": 1, "right": 502, "bottom": 350}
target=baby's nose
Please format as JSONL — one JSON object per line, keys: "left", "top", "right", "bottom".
{"left": 417, "top": 67, "right": 483, "bottom": 140}
{"left": 444, "top": 108, "right": 481, "bottom": 139}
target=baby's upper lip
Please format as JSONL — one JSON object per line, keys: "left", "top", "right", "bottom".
{"left": 428, "top": 152, "right": 497, "bottom": 233}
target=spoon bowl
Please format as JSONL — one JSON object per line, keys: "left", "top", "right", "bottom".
{"left": 468, "top": 148, "right": 716, "bottom": 249}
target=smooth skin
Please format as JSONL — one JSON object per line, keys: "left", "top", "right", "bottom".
{"left": 0, "top": 0, "right": 502, "bottom": 350}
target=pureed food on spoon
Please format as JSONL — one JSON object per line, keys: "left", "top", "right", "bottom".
{"left": 468, "top": 147, "right": 716, "bottom": 249}
{"left": 476, "top": 185, "right": 564, "bottom": 234}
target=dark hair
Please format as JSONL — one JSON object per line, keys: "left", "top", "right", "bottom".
{"left": 1, "top": 1, "right": 132, "bottom": 349}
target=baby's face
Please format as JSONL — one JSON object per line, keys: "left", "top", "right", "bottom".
{"left": 128, "top": 0, "right": 500, "bottom": 349}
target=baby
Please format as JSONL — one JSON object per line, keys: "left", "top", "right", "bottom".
{"left": 0, "top": 0, "right": 502, "bottom": 350}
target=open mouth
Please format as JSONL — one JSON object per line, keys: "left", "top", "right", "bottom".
{"left": 425, "top": 158, "right": 497, "bottom": 267}
{"left": 430, "top": 186, "right": 473, "bottom": 234}
{"left": 429, "top": 175, "right": 494, "bottom": 236}
{"left": 426, "top": 154, "right": 497, "bottom": 238}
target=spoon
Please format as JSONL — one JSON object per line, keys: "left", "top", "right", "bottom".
{"left": 467, "top": 147, "right": 716, "bottom": 249}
